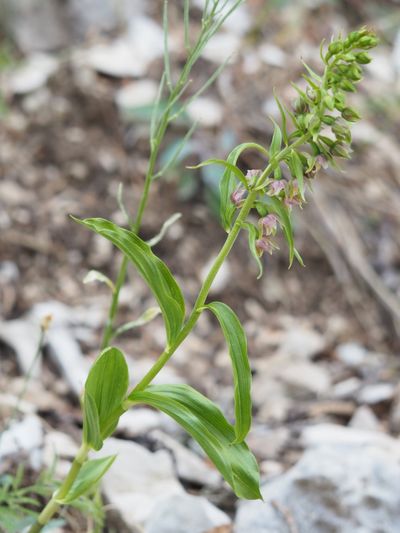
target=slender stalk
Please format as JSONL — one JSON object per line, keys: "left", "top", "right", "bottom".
{"left": 28, "top": 444, "right": 90, "bottom": 533}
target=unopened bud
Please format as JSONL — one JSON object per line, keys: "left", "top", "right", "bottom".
{"left": 331, "top": 143, "right": 351, "bottom": 158}
{"left": 246, "top": 169, "right": 262, "bottom": 181}
{"left": 293, "top": 97, "right": 308, "bottom": 114}
{"left": 230, "top": 187, "right": 247, "bottom": 206}
{"left": 328, "top": 41, "right": 343, "bottom": 55}
{"left": 340, "top": 79, "right": 356, "bottom": 92}
{"left": 321, "top": 115, "right": 336, "bottom": 125}
{"left": 347, "top": 65, "right": 362, "bottom": 81}
{"left": 332, "top": 123, "right": 351, "bottom": 143}
{"left": 324, "top": 95, "right": 335, "bottom": 111}
{"left": 268, "top": 180, "right": 286, "bottom": 196}
{"left": 341, "top": 107, "right": 361, "bottom": 122}
{"left": 354, "top": 52, "right": 371, "bottom": 64}
{"left": 358, "top": 35, "right": 378, "bottom": 50}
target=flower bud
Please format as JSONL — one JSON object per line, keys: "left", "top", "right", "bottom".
{"left": 255, "top": 237, "right": 275, "bottom": 256}
{"left": 342, "top": 53, "right": 356, "bottom": 62}
{"left": 293, "top": 97, "right": 308, "bottom": 114}
{"left": 346, "top": 31, "right": 360, "bottom": 44}
{"left": 331, "top": 143, "right": 351, "bottom": 158}
{"left": 332, "top": 123, "right": 351, "bottom": 143}
{"left": 341, "top": 107, "right": 361, "bottom": 122}
{"left": 340, "top": 79, "right": 356, "bottom": 92}
{"left": 246, "top": 169, "right": 262, "bottom": 181}
{"left": 359, "top": 35, "right": 379, "bottom": 49}
{"left": 230, "top": 187, "right": 247, "bottom": 206}
{"left": 347, "top": 65, "right": 362, "bottom": 81}
{"left": 323, "top": 95, "right": 335, "bottom": 111}
{"left": 354, "top": 52, "right": 371, "bottom": 64}
{"left": 328, "top": 41, "right": 343, "bottom": 55}
{"left": 321, "top": 115, "right": 336, "bottom": 125}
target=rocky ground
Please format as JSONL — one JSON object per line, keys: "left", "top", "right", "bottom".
{"left": 1, "top": 1, "right": 400, "bottom": 532}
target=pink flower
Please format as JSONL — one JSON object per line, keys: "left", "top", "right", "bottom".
{"left": 259, "top": 214, "right": 278, "bottom": 236}
{"left": 268, "top": 180, "right": 286, "bottom": 196}
{"left": 255, "top": 236, "right": 278, "bottom": 256}
{"left": 246, "top": 169, "right": 262, "bottom": 181}
{"left": 230, "top": 187, "right": 247, "bottom": 206}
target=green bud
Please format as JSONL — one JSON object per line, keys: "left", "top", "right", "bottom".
{"left": 347, "top": 65, "right": 362, "bottom": 81}
{"left": 336, "top": 63, "right": 349, "bottom": 74}
{"left": 341, "top": 107, "right": 361, "bottom": 121}
{"left": 358, "top": 35, "right": 379, "bottom": 49}
{"left": 324, "top": 95, "right": 335, "bottom": 111}
{"left": 346, "top": 31, "right": 360, "bottom": 44}
{"left": 334, "top": 93, "right": 346, "bottom": 112}
{"left": 340, "top": 79, "right": 356, "bottom": 92}
{"left": 321, "top": 115, "right": 336, "bottom": 125}
{"left": 331, "top": 143, "right": 351, "bottom": 158}
{"left": 328, "top": 41, "right": 343, "bottom": 55}
{"left": 341, "top": 53, "right": 356, "bottom": 62}
{"left": 332, "top": 123, "right": 351, "bottom": 143}
{"left": 318, "top": 135, "right": 335, "bottom": 148}
{"left": 355, "top": 52, "right": 372, "bottom": 64}
{"left": 293, "top": 97, "right": 308, "bottom": 114}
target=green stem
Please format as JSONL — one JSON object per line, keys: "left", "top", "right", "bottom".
{"left": 128, "top": 189, "right": 258, "bottom": 396}
{"left": 28, "top": 444, "right": 90, "bottom": 533}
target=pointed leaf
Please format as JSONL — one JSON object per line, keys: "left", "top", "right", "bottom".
{"left": 243, "top": 222, "right": 263, "bottom": 279}
{"left": 269, "top": 118, "right": 282, "bottom": 156}
{"left": 205, "top": 302, "right": 252, "bottom": 443}
{"left": 189, "top": 159, "right": 248, "bottom": 188}
{"left": 74, "top": 218, "right": 185, "bottom": 344}
{"left": 273, "top": 91, "right": 288, "bottom": 146}
{"left": 146, "top": 213, "right": 182, "bottom": 247}
{"left": 85, "top": 347, "right": 129, "bottom": 439}
{"left": 82, "top": 391, "right": 102, "bottom": 451}
{"left": 129, "top": 384, "right": 261, "bottom": 500}
{"left": 59, "top": 456, "right": 116, "bottom": 503}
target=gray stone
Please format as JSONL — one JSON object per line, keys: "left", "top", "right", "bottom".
{"left": 278, "top": 326, "right": 326, "bottom": 359}
{"left": 246, "top": 426, "right": 290, "bottom": 460}
{"left": 145, "top": 493, "right": 231, "bottom": 533}
{"left": 335, "top": 342, "right": 367, "bottom": 367}
{"left": 0, "top": 319, "right": 42, "bottom": 377}
{"left": 278, "top": 361, "right": 331, "bottom": 399}
{"left": 96, "top": 438, "right": 183, "bottom": 530}
{"left": 235, "top": 433, "right": 400, "bottom": 533}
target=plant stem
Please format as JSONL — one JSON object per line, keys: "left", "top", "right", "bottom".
{"left": 128, "top": 188, "right": 258, "bottom": 395}
{"left": 28, "top": 444, "right": 90, "bottom": 533}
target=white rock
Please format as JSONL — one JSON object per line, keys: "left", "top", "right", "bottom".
{"left": 278, "top": 361, "right": 331, "bottom": 399}
{"left": 301, "top": 423, "right": 400, "bottom": 458}
{"left": 201, "top": 256, "right": 231, "bottom": 294}
{"left": 367, "top": 49, "right": 396, "bottom": 83}
{"left": 349, "top": 406, "right": 381, "bottom": 432}
{"left": 278, "top": 326, "right": 326, "bottom": 359}
{"left": 246, "top": 426, "right": 290, "bottom": 460}
{"left": 118, "top": 408, "right": 165, "bottom": 438}
{"left": 0, "top": 415, "right": 43, "bottom": 469}
{"left": 150, "top": 430, "right": 221, "bottom": 487}
{"left": 115, "top": 80, "right": 158, "bottom": 112}
{"left": 201, "top": 33, "right": 241, "bottom": 64}
{"left": 357, "top": 383, "right": 395, "bottom": 405}
{"left": 335, "top": 342, "right": 367, "bottom": 367}
{"left": 0, "top": 319, "right": 42, "bottom": 377}
{"left": 145, "top": 493, "right": 231, "bottom": 533}
{"left": 186, "top": 97, "right": 223, "bottom": 127}
{"left": 393, "top": 29, "right": 400, "bottom": 77}
{"left": 258, "top": 43, "right": 287, "bottom": 68}
{"left": 7, "top": 54, "right": 58, "bottom": 95}
{"left": 83, "top": 16, "right": 164, "bottom": 78}
{"left": 332, "top": 377, "right": 362, "bottom": 399}
{"left": 43, "top": 431, "right": 79, "bottom": 478}
{"left": 97, "top": 438, "right": 183, "bottom": 529}
{"left": 236, "top": 436, "right": 400, "bottom": 533}
{"left": 46, "top": 327, "right": 90, "bottom": 397}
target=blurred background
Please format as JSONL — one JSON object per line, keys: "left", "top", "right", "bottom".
{"left": 0, "top": 1, "right": 400, "bottom": 532}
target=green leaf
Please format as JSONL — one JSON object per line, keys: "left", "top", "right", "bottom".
{"left": 243, "top": 222, "right": 263, "bottom": 279}
{"left": 146, "top": 213, "right": 182, "bottom": 247}
{"left": 261, "top": 196, "right": 295, "bottom": 267}
{"left": 219, "top": 143, "right": 269, "bottom": 232}
{"left": 59, "top": 456, "right": 116, "bottom": 503}
{"left": 84, "top": 347, "right": 129, "bottom": 440}
{"left": 204, "top": 302, "right": 252, "bottom": 443}
{"left": 82, "top": 391, "right": 102, "bottom": 451}
{"left": 273, "top": 91, "right": 288, "bottom": 146}
{"left": 74, "top": 218, "right": 185, "bottom": 345}
{"left": 129, "top": 384, "right": 262, "bottom": 500}
{"left": 287, "top": 150, "right": 305, "bottom": 201}
{"left": 269, "top": 118, "right": 282, "bottom": 156}
{"left": 189, "top": 159, "right": 248, "bottom": 188}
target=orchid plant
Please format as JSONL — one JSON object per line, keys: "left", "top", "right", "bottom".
{"left": 27, "top": 3, "right": 378, "bottom": 529}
